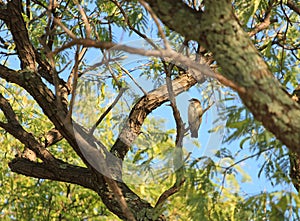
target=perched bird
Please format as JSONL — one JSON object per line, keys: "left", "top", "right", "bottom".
{"left": 188, "top": 98, "right": 203, "bottom": 138}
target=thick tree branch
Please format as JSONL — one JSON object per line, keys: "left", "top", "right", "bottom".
{"left": 8, "top": 157, "right": 97, "bottom": 191}
{"left": 4, "top": 0, "right": 69, "bottom": 106}
{"left": 286, "top": 0, "right": 300, "bottom": 15}
{"left": 4, "top": 0, "right": 36, "bottom": 70}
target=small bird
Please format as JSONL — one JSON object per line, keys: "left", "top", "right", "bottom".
{"left": 188, "top": 98, "right": 203, "bottom": 138}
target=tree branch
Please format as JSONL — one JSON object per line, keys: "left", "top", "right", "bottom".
{"left": 89, "top": 87, "right": 127, "bottom": 135}
{"left": 5, "top": 0, "right": 36, "bottom": 70}
{"left": 286, "top": 0, "right": 300, "bottom": 15}
{"left": 44, "top": 128, "right": 63, "bottom": 147}
{"left": 248, "top": 0, "right": 275, "bottom": 37}
{"left": 0, "top": 64, "right": 156, "bottom": 220}
{"left": 154, "top": 178, "right": 185, "bottom": 209}
{"left": 8, "top": 157, "right": 97, "bottom": 191}
{"left": 0, "top": 94, "right": 55, "bottom": 163}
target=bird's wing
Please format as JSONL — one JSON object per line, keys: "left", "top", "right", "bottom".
{"left": 188, "top": 103, "right": 202, "bottom": 124}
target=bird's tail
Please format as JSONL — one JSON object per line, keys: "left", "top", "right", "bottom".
{"left": 191, "top": 131, "right": 198, "bottom": 138}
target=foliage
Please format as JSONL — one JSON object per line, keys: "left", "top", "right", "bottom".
{"left": 0, "top": 0, "right": 299, "bottom": 220}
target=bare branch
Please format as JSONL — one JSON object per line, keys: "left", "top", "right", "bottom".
{"left": 53, "top": 17, "right": 77, "bottom": 39}
{"left": 52, "top": 39, "right": 115, "bottom": 56}
{"left": 67, "top": 47, "right": 87, "bottom": 90}
{"left": 67, "top": 47, "right": 80, "bottom": 121}
{"left": 165, "top": 66, "right": 185, "bottom": 147}
{"left": 139, "top": 0, "right": 170, "bottom": 49}
{"left": 53, "top": 38, "right": 221, "bottom": 85}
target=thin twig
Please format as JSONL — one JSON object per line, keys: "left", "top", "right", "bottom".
{"left": 67, "top": 47, "right": 87, "bottom": 91}
{"left": 89, "top": 87, "right": 127, "bottom": 135}
{"left": 280, "top": 0, "right": 293, "bottom": 26}
{"left": 111, "top": 0, "right": 159, "bottom": 50}
{"left": 202, "top": 101, "right": 214, "bottom": 115}
{"left": 219, "top": 146, "right": 274, "bottom": 195}
{"left": 248, "top": 0, "right": 275, "bottom": 37}
{"left": 80, "top": 55, "right": 127, "bottom": 76}
{"left": 138, "top": 0, "right": 170, "bottom": 50}
{"left": 116, "top": 61, "right": 147, "bottom": 95}
{"left": 102, "top": 50, "right": 123, "bottom": 89}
